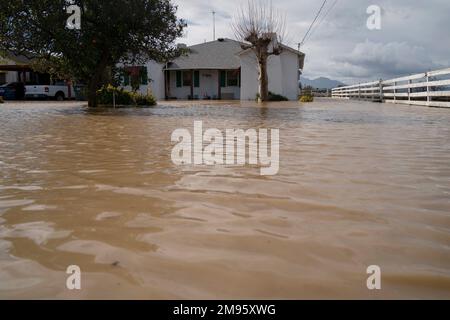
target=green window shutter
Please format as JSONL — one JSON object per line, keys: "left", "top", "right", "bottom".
{"left": 194, "top": 71, "right": 200, "bottom": 87}
{"left": 140, "top": 67, "right": 148, "bottom": 85}
{"left": 123, "top": 72, "right": 130, "bottom": 86}
{"left": 220, "top": 70, "right": 226, "bottom": 87}
{"left": 176, "top": 71, "right": 182, "bottom": 87}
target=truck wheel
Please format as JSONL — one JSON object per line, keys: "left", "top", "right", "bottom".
{"left": 55, "top": 92, "right": 65, "bottom": 101}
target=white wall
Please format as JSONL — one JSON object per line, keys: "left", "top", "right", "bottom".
{"left": 119, "top": 61, "right": 165, "bottom": 101}
{"left": 145, "top": 61, "right": 165, "bottom": 100}
{"left": 267, "top": 55, "right": 283, "bottom": 96}
{"left": 280, "top": 51, "right": 300, "bottom": 100}
{"left": 240, "top": 53, "right": 259, "bottom": 101}
{"left": 239, "top": 50, "right": 300, "bottom": 101}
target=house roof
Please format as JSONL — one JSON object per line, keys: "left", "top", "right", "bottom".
{"left": 237, "top": 44, "right": 306, "bottom": 70}
{"left": 0, "top": 53, "right": 34, "bottom": 71}
{"left": 0, "top": 53, "right": 33, "bottom": 65}
{"left": 165, "top": 38, "right": 244, "bottom": 71}
{"left": 165, "top": 38, "right": 306, "bottom": 71}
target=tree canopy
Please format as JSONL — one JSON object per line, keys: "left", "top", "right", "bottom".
{"left": 0, "top": 0, "right": 185, "bottom": 106}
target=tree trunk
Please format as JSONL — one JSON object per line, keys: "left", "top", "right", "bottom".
{"left": 88, "top": 80, "right": 99, "bottom": 108}
{"left": 88, "top": 50, "right": 110, "bottom": 108}
{"left": 257, "top": 53, "right": 269, "bottom": 102}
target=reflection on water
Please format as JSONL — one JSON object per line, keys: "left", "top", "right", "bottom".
{"left": 0, "top": 99, "right": 449, "bottom": 299}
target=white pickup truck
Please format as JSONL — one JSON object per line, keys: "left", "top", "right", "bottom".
{"left": 25, "top": 82, "right": 74, "bottom": 101}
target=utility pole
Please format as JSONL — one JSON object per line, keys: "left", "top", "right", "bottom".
{"left": 212, "top": 11, "right": 216, "bottom": 41}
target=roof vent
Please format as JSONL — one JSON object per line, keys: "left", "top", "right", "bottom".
{"left": 217, "top": 38, "right": 225, "bottom": 42}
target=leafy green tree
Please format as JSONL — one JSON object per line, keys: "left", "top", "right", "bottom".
{"left": 0, "top": 0, "right": 184, "bottom": 107}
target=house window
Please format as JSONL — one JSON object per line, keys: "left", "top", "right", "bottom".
{"left": 183, "top": 71, "right": 192, "bottom": 87}
{"left": 227, "top": 70, "right": 239, "bottom": 87}
{"left": 123, "top": 66, "right": 148, "bottom": 87}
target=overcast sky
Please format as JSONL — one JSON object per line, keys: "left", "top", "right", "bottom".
{"left": 173, "top": 0, "right": 450, "bottom": 84}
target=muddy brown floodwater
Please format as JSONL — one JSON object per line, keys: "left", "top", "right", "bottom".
{"left": 0, "top": 99, "right": 449, "bottom": 299}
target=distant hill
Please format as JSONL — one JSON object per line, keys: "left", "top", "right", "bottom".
{"left": 300, "top": 77, "right": 346, "bottom": 90}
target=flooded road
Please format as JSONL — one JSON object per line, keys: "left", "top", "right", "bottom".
{"left": 0, "top": 99, "right": 449, "bottom": 299}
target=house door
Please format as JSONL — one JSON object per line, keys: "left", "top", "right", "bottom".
{"left": 199, "top": 70, "right": 218, "bottom": 99}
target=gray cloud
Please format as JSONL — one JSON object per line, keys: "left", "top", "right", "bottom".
{"left": 334, "top": 40, "right": 442, "bottom": 80}
{"left": 174, "top": 0, "right": 450, "bottom": 83}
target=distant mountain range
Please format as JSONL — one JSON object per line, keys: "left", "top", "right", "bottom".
{"left": 300, "top": 77, "right": 346, "bottom": 90}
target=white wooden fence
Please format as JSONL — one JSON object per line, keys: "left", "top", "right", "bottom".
{"left": 331, "top": 67, "right": 450, "bottom": 108}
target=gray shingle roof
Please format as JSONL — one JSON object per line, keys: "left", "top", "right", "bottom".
{"left": 0, "top": 53, "right": 33, "bottom": 65}
{"left": 166, "top": 38, "right": 244, "bottom": 70}
{"left": 237, "top": 44, "right": 306, "bottom": 69}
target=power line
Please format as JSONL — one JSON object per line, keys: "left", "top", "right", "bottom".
{"left": 303, "top": 0, "right": 339, "bottom": 45}
{"left": 298, "top": 0, "right": 328, "bottom": 50}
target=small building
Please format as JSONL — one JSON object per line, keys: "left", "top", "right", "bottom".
{"left": 121, "top": 37, "right": 305, "bottom": 101}
{"left": 0, "top": 54, "right": 50, "bottom": 85}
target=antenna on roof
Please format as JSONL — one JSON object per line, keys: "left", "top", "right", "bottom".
{"left": 212, "top": 11, "right": 216, "bottom": 41}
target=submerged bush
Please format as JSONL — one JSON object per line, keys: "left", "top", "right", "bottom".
{"left": 255, "top": 92, "right": 289, "bottom": 102}
{"left": 96, "top": 85, "right": 156, "bottom": 107}
{"left": 299, "top": 86, "right": 314, "bottom": 103}
{"left": 299, "top": 95, "right": 314, "bottom": 102}
{"left": 134, "top": 93, "right": 157, "bottom": 106}
{"left": 268, "top": 92, "right": 289, "bottom": 101}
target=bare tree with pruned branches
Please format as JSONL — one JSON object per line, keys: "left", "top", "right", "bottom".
{"left": 232, "top": 0, "right": 286, "bottom": 102}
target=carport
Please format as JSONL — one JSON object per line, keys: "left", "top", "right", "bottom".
{"left": 0, "top": 64, "right": 50, "bottom": 84}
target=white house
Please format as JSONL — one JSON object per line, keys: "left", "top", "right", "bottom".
{"left": 121, "top": 37, "right": 305, "bottom": 101}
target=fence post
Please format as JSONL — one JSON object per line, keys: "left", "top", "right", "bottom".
{"left": 426, "top": 72, "right": 430, "bottom": 105}
{"left": 408, "top": 79, "right": 412, "bottom": 101}
{"left": 358, "top": 83, "right": 361, "bottom": 100}
{"left": 379, "top": 79, "right": 383, "bottom": 102}
{"left": 393, "top": 81, "right": 397, "bottom": 103}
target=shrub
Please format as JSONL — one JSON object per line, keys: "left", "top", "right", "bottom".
{"left": 255, "top": 92, "right": 289, "bottom": 102}
{"left": 299, "top": 86, "right": 314, "bottom": 103}
{"left": 134, "top": 92, "right": 156, "bottom": 106}
{"left": 97, "top": 85, "right": 133, "bottom": 105}
{"left": 268, "top": 92, "right": 289, "bottom": 101}
{"left": 299, "top": 95, "right": 314, "bottom": 102}
{"left": 96, "top": 85, "right": 156, "bottom": 107}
